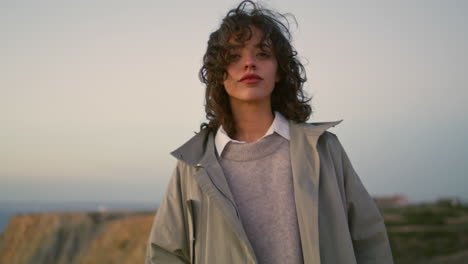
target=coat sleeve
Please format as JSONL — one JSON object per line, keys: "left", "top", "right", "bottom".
{"left": 145, "top": 163, "right": 191, "bottom": 264}
{"left": 334, "top": 135, "right": 394, "bottom": 264}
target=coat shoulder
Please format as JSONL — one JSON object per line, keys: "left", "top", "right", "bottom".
{"left": 170, "top": 128, "right": 214, "bottom": 166}
{"left": 320, "top": 130, "right": 339, "bottom": 143}
{"left": 317, "top": 130, "right": 343, "bottom": 154}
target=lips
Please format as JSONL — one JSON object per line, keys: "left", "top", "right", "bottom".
{"left": 239, "top": 73, "right": 262, "bottom": 83}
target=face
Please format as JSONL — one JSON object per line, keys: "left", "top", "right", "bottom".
{"left": 223, "top": 26, "right": 279, "bottom": 105}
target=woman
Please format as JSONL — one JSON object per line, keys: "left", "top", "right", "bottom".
{"left": 146, "top": 1, "right": 393, "bottom": 263}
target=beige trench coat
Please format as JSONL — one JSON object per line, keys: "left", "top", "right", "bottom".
{"left": 146, "top": 121, "right": 393, "bottom": 264}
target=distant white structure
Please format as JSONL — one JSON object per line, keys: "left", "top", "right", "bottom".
{"left": 374, "top": 194, "right": 409, "bottom": 207}
{"left": 97, "top": 205, "right": 109, "bottom": 213}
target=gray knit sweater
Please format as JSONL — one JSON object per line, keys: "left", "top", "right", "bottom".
{"left": 219, "top": 133, "right": 304, "bottom": 264}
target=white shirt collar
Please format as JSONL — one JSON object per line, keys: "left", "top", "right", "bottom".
{"left": 215, "top": 111, "right": 290, "bottom": 156}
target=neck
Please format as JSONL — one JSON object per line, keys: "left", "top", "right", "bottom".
{"left": 230, "top": 99, "right": 274, "bottom": 143}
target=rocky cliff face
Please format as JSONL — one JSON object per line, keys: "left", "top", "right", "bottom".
{"left": 0, "top": 211, "right": 155, "bottom": 264}
{"left": 3, "top": 203, "right": 468, "bottom": 264}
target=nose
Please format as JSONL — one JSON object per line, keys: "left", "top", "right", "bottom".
{"left": 243, "top": 54, "right": 256, "bottom": 70}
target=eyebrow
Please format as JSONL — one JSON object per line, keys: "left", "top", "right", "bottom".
{"left": 227, "top": 42, "right": 273, "bottom": 50}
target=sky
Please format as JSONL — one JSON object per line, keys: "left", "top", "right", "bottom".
{"left": 1, "top": 0, "right": 467, "bottom": 203}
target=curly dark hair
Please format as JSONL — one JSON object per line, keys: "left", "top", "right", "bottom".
{"left": 199, "top": 0, "right": 312, "bottom": 137}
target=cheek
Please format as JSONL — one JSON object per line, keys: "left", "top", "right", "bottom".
{"left": 223, "top": 68, "right": 233, "bottom": 85}
{"left": 223, "top": 75, "right": 236, "bottom": 94}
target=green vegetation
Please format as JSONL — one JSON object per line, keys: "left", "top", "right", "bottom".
{"left": 379, "top": 201, "right": 468, "bottom": 264}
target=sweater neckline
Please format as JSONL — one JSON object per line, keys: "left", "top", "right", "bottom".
{"left": 221, "top": 133, "right": 287, "bottom": 162}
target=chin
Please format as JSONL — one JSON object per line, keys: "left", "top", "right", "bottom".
{"left": 233, "top": 94, "right": 271, "bottom": 104}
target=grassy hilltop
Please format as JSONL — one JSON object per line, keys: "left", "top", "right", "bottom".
{"left": 382, "top": 200, "right": 468, "bottom": 264}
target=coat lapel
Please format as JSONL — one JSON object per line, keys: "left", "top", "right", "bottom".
{"left": 289, "top": 120, "right": 342, "bottom": 264}
{"left": 171, "top": 129, "right": 257, "bottom": 263}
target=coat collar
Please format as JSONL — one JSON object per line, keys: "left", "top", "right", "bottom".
{"left": 170, "top": 120, "right": 343, "bottom": 165}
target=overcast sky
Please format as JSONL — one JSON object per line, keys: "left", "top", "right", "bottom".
{"left": 1, "top": 0, "right": 467, "bottom": 203}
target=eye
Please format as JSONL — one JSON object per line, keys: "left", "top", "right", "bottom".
{"left": 257, "top": 52, "right": 271, "bottom": 58}
{"left": 227, "top": 53, "right": 241, "bottom": 62}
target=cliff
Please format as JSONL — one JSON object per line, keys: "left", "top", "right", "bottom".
{"left": 1, "top": 201, "right": 468, "bottom": 264}
{"left": 0, "top": 211, "right": 154, "bottom": 264}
